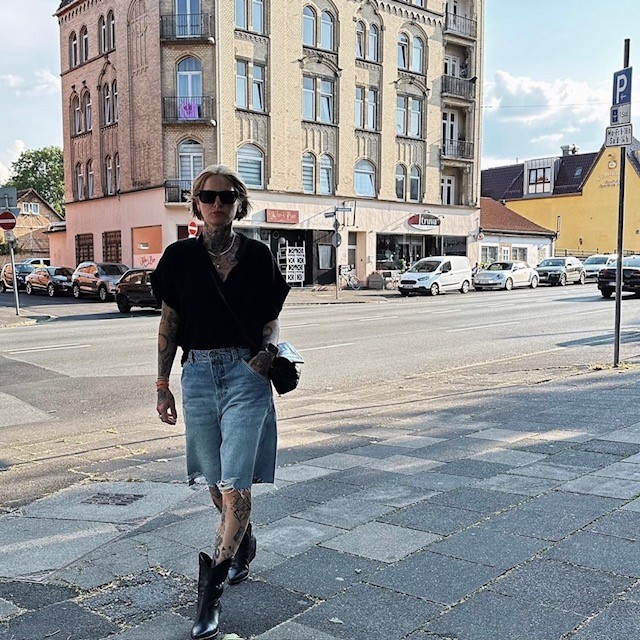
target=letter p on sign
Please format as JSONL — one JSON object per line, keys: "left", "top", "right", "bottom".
{"left": 613, "top": 67, "right": 632, "bottom": 106}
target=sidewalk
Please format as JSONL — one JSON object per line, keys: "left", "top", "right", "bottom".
{"left": 2, "top": 368, "right": 640, "bottom": 639}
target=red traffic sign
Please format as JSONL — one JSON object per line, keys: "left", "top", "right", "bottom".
{"left": 187, "top": 220, "right": 199, "bottom": 237}
{"left": 0, "top": 210, "right": 17, "bottom": 231}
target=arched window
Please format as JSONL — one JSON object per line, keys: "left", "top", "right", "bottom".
{"left": 80, "top": 26, "right": 89, "bottom": 63}
{"left": 411, "top": 37, "right": 424, "bottom": 73}
{"left": 302, "top": 6, "right": 316, "bottom": 46}
{"left": 82, "top": 93, "right": 92, "bottom": 131}
{"left": 395, "top": 165, "right": 406, "bottom": 200}
{"left": 302, "top": 152, "right": 315, "bottom": 193}
{"left": 368, "top": 24, "right": 379, "bottom": 62}
{"left": 103, "top": 83, "right": 111, "bottom": 125}
{"left": 75, "top": 162, "right": 84, "bottom": 199}
{"left": 69, "top": 32, "right": 78, "bottom": 67}
{"left": 112, "top": 80, "right": 118, "bottom": 122}
{"left": 71, "top": 95, "right": 82, "bottom": 134}
{"left": 105, "top": 155, "right": 113, "bottom": 194}
{"left": 179, "top": 139, "right": 204, "bottom": 184}
{"left": 409, "top": 166, "right": 421, "bottom": 202}
{"left": 107, "top": 11, "right": 115, "bottom": 49}
{"left": 355, "top": 22, "right": 365, "bottom": 58}
{"left": 237, "top": 144, "right": 264, "bottom": 189}
{"left": 397, "top": 33, "right": 409, "bottom": 70}
{"left": 320, "top": 11, "right": 334, "bottom": 50}
{"left": 177, "top": 57, "right": 203, "bottom": 118}
{"left": 354, "top": 159, "right": 375, "bottom": 197}
{"left": 98, "top": 16, "right": 107, "bottom": 53}
{"left": 86, "top": 160, "right": 94, "bottom": 198}
{"left": 320, "top": 154, "right": 334, "bottom": 195}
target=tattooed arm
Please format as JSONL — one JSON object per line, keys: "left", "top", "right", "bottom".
{"left": 157, "top": 302, "right": 179, "bottom": 425}
{"left": 248, "top": 318, "right": 280, "bottom": 376}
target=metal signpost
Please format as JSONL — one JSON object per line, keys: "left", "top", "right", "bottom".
{"left": 0, "top": 209, "right": 20, "bottom": 315}
{"left": 331, "top": 205, "right": 351, "bottom": 300}
{"left": 606, "top": 40, "right": 632, "bottom": 366}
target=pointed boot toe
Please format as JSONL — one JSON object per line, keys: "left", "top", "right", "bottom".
{"left": 191, "top": 553, "right": 231, "bottom": 640}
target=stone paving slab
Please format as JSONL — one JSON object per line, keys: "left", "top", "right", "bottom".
{"left": 572, "top": 601, "right": 640, "bottom": 639}
{"left": 292, "top": 495, "right": 395, "bottom": 530}
{"left": 588, "top": 510, "right": 640, "bottom": 540}
{"left": 349, "top": 483, "right": 437, "bottom": 508}
{"left": 378, "top": 502, "right": 484, "bottom": 535}
{"left": 426, "top": 487, "right": 527, "bottom": 514}
{"left": 560, "top": 475, "right": 640, "bottom": 499}
{"left": 105, "top": 612, "right": 191, "bottom": 639}
{"left": 256, "top": 516, "right": 343, "bottom": 558}
{"left": 254, "top": 621, "right": 341, "bottom": 640}
{"left": 475, "top": 473, "right": 562, "bottom": 496}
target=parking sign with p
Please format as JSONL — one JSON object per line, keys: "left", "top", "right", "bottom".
{"left": 613, "top": 67, "right": 632, "bottom": 106}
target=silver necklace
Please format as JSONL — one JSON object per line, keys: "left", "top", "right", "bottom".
{"left": 207, "top": 233, "right": 235, "bottom": 267}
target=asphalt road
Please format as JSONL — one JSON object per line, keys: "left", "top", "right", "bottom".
{"left": 1, "top": 282, "right": 640, "bottom": 509}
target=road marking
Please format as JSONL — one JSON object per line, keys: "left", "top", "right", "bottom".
{"left": 299, "top": 342, "right": 354, "bottom": 352}
{"left": 281, "top": 323, "right": 320, "bottom": 328}
{"left": 447, "top": 321, "right": 519, "bottom": 333}
{"left": 7, "top": 344, "right": 91, "bottom": 355}
{"left": 355, "top": 315, "right": 399, "bottom": 322}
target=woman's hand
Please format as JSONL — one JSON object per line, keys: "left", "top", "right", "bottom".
{"left": 248, "top": 350, "right": 274, "bottom": 377}
{"left": 157, "top": 388, "right": 178, "bottom": 425}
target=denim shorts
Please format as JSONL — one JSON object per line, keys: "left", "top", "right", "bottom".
{"left": 181, "top": 347, "right": 277, "bottom": 491}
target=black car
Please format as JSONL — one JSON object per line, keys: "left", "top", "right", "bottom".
{"left": 535, "top": 257, "right": 586, "bottom": 286}
{"left": 597, "top": 256, "right": 640, "bottom": 298}
{"left": 114, "top": 269, "right": 160, "bottom": 313}
{"left": 25, "top": 266, "right": 74, "bottom": 297}
{"left": 0, "top": 262, "right": 35, "bottom": 292}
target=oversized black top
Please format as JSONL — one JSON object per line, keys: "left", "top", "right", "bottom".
{"left": 150, "top": 234, "right": 290, "bottom": 354}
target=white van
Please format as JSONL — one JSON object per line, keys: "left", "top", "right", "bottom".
{"left": 398, "top": 256, "right": 472, "bottom": 297}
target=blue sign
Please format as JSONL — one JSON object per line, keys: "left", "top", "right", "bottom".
{"left": 613, "top": 67, "right": 632, "bottom": 106}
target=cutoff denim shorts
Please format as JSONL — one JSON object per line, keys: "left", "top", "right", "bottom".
{"left": 181, "top": 347, "right": 277, "bottom": 490}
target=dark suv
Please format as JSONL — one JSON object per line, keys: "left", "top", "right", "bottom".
{"left": 0, "top": 262, "right": 35, "bottom": 292}
{"left": 598, "top": 256, "right": 640, "bottom": 298}
{"left": 536, "top": 257, "right": 586, "bottom": 286}
{"left": 71, "top": 261, "right": 130, "bottom": 301}
{"left": 114, "top": 269, "right": 159, "bottom": 313}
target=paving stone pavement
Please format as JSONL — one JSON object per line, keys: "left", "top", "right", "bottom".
{"left": 2, "top": 369, "right": 640, "bottom": 639}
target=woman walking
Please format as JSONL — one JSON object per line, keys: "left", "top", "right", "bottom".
{"left": 151, "top": 165, "right": 290, "bottom": 639}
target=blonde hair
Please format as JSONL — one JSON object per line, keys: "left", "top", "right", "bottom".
{"left": 190, "top": 164, "right": 251, "bottom": 221}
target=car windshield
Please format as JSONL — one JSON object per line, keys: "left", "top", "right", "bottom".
{"left": 486, "top": 262, "right": 512, "bottom": 271}
{"left": 98, "top": 264, "right": 128, "bottom": 276}
{"left": 16, "top": 264, "right": 34, "bottom": 274}
{"left": 584, "top": 256, "right": 608, "bottom": 265}
{"left": 538, "top": 259, "right": 565, "bottom": 267}
{"left": 409, "top": 260, "right": 440, "bottom": 273}
{"left": 621, "top": 258, "right": 640, "bottom": 268}
{"left": 49, "top": 267, "right": 73, "bottom": 277}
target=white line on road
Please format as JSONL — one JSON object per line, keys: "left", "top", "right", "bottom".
{"left": 299, "top": 342, "right": 355, "bottom": 352}
{"left": 281, "top": 323, "right": 321, "bottom": 328}
{"left": 355, "top": 315, "right": 399, "bottom": 322}
{"left": 447, "top": 321, "right": 519, "bottom": 333}
{"left": 6, "top": 344, "right": 91, "bottom": 355}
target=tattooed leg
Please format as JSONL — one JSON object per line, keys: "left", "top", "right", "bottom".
{"left": 213, "top": 489, "right": 252, "bottom": 565}
{"left": 209, "top": 486, "right": 223, "bottom": 513}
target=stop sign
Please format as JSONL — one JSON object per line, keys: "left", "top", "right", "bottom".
{"left": 0, "top": 210, "right": 17, "bottom": 231}
{"left": 188, "top": 220, "right": 199, "bottom": 237}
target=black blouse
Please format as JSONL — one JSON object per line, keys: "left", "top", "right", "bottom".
{"left": 150, "top": 234, "right": 290, "bottom": 354}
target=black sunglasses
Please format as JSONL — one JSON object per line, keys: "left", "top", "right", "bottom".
{"left": 196, "top": 190, "right": 239, "bottom": 205}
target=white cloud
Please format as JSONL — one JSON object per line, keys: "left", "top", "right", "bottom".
{"left": 529, "top": 133, "right": 564, "bottom": 144}
{"left": 24, "top": 70, "right": 60, "bottom": 97}
{"left": 0, "top": 75, "right": 25, "bottom": 90}
{"left": 0, "top": 140, "right": 27, "bottom": 183}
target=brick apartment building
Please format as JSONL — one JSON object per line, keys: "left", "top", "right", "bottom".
{"left": 53, "top": 0, "right": 484, "bottom": 285}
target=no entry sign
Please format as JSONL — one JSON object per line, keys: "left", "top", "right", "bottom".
{"left": 0, "top": 210, "right": 17, "bottom": 231}
{"left": 188, "top": 220, "right": 199, "bottom": 237}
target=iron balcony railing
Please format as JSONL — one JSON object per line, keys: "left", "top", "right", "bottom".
{"left": 441, "top": 75, "right": 476, "bottom": 100}
{"left": 160, "top": 13, "right": 213, "bottom": 39}
{"left": 164, "top": 180, "right": 193, "bottom": 203}
{"left": 444, "top": 12, "right": 477, "bottom": 39}
{"left": 442, "top": 139, "right": 474, "bottom": 160}
{"left": 162, "top": 96, "right": 214, "bottom": 122}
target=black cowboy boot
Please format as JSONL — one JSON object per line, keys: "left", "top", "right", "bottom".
{"left": 191, "top": 553, "right": 232, "bottom": 640}
{"left": 227, "top": 522, "right": 257, "bottom": 586}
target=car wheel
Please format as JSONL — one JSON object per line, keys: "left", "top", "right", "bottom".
{"left": 559, "top": 273, "right": 567, "bottom": 286}
{"left": 0, "top": 280, "right": 6, "bottom": 293}
{"left": 474, "top": 286, "right": 483, "bottom": 291}
{"left": 460, "top": 280, "right": 470, "bottom": 294}
{"left": 72, "top": 283, "right": 82, "bottom": 299}
{"left": 47, "top": 283, "right": 56, "bottom": 297}
{"left": 98, "top": 285, "right": 109, "bottom": 302}
{"left": 504, "top": 278, "right": 513, "bottom": 291}
{"left": 428, "top": 283, "right": 439, "bottom": 297}
{"left": 530, "top": 276, "right": 539, "bottom": 289}
{"left": 116, "top": 295, "right": 131, "bottom": 313}
{"left": 578, "top": 272, "right": 586, "bottom": 285}
{"left": 601, "top": 288, "right": 613, "bottom": 298}
{"left": 399, "top": 291, "right": 410, "bottom": 297}
{"left": 25, "top": 283, "right": 33, "bottom": 295}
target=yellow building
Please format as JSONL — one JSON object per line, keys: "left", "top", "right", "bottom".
{"left": 481, "top": 143, "right": 640, "bottom": 256}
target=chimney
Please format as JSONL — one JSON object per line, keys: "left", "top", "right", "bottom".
{"left": 560, "top": 145, "right": 571, "bottom": 156}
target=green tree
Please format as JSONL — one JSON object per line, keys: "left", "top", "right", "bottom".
{"left": 4, "top": 146, "right": 65, "bottom": 216}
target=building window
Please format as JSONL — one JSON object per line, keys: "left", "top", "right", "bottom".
{"left": 481, "top": 245, "right": 499, "bottom": 265}
{"left": 528, "top": 167, "right": 551, "bottom": 194}
{"left": 72, "top": 95, "right": 82, "bottom": 134}
{"left": 411, "top": 37, "right": 424, "bottom": 73}
{"left": 75, "top": 163, "right": 84, "bottom": 199}
{"left": 112, "top": 81, "right": 118, "bottom": 122}
{"left": 512, "top": 247, "right": 527, "bottom": 261}
{"left": 237, "top": 143, "right": 264, "bottom": 188}
{"left": 441, "top": 175, "right": 456, "bottom": 205}
{"left": 354, "top": 159, "right": 375, "bottom": 197}
{"left": 320, "top": 11, "right": 334, "bottom": 51}
{"left": 355, "top": 21, "right": 365, "bottom": 58}
{"left": 82, "top": 93, "right": 92, "bottom": 131}
{"left": 22, "top": 202, "right": 40, "bottom": 214}
{"left": 235, "top": 0, "right": 247, "bottom": 29}
{"left": 252, "top": 64, "right": 265, "bottom": 111}
{"left": 103, "top": 83, "right": 111, "bottom": 125}
{"left": 75, "top": 233, "right": 94, "bottom": 264}
{"left": 396, "top": 96, "right": 406, "bottom": 135}
{"left": 409, "top": 166, "right": 421, "bottom": 202}
{"left": 103, "top": 231, "right": 122, "bottom": 263}
{"left": 368, "top": 24, "right": 379, "bottom": 62}
{"left": 176, "top": 0, "right": 203, "bottom": 37}
{"left": 107, "top": 10, "right": 115, "bottom": 49}
{"left": 114, "top": 153, "right": 120, "bottom": 192}
{"left": 397, "top": 33, "right": 409, "bottom": 70}
{"left": 86, "top": 160, "right": 94, "bottom": 198}
{"left": 179, "top": 139, "right": 204, "bottom": 184}
{"left": 80, "top": 26, "right": 89, "bottom": 63}
{"left": 319, "top": 79, "right": 334, "bottom": 123}
{"left": 302, "top": 76, "right": 315, "bottom": 119}
{"left": 302, "top": 6, "right": 316, "bottom": 46}
{"left": 235, "top": 0, "right": 264, "bottom": 33}
{"left": 395, "top": 165, "right": 406, "bottom": 200}
{"left": 409, "top": 98, "right": 422, "bottom": 136}
{"left": 237, "top": 61, "right": 265, "bottom": 111}
{"left": 302, "top": 152, "right": 315, "bottom": 193}
{"left": 236, "top": 61, "right": 248, "bottom": 108}
{"left": 69, "top": 32, "right": 78, "bottom": 68}
{"left": 444, "top": 55, "right": 459, "bottom": 77}
{"left": 252, "top": 0, "right": 264, "bottom": 34}
{"left": 367, "top": 89, "right": 377, "bottom": 130}
{"left": 303, "top": 76, "right": 335, "bottom": 124}
{"left": 396, "top": 96, "right": 422, "bottom": 137}
{"left": 177, "top": 56, "right": 203, "bottom": 118}
{"left": 99, "top": 16, "right": 107, "bottom": 53}
{"left": 355, "top": 87, "right": 364, "bottom": 128}
{"left": 320, "top": 154, "right": 334, "bottom": 195}
{"left": 105, "top": 155, "right": 113, "bottom": 195}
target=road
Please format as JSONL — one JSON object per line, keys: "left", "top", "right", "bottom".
{"left": 1, "top": 282, "right": 639, "bottom": 510}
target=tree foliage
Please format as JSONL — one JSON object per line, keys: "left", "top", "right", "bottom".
{"left": 4, "top": 146, "right": 65, "bottom": 215}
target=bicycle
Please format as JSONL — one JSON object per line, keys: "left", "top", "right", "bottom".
{"left": 339, "top": 269, "right": 361, "bottom": 290}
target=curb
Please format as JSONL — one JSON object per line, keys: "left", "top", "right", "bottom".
{"left": 0, "top": 314, "right": 55, "bottom": 329}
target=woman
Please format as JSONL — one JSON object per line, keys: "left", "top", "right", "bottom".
{"left": 151, "top": 165, "right": 290, "bottom": 639}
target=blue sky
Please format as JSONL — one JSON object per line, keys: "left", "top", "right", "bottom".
{"left": 0, "top": 0, "right": 638, "bottom": 180}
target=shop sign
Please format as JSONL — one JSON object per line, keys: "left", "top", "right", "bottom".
{"left": 408, "top": 213, "right": 441, "bottom": 231}
{"left": 266, "top": 209, "right": 299, "bottom": 224}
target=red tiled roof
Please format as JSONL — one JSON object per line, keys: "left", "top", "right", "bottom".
{"left": 480, "top": 197, "right": 555, "bottom": 236}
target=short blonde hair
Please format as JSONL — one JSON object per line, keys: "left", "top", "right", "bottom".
{"left": 190, "top": 164, "right": 251, "bottom": 221}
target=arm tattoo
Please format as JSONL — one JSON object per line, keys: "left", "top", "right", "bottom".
{"left": 158, "top": 303, "right": 179, "bottom": 380}
{"left": 261, "top": 319, "right": 280, "bottom": 348}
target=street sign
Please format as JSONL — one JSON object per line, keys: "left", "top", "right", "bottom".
{"left": 606, "top": 124, "right": 633, "bottom": 147}
{"left": 331, "top": 232, "right": 342, "bottom": 248}
{"left": 613, "top": 67, "right": 632, "bottom": 106}
{"left": 324, "top": 211, "right": 335, "bottom": 218}
{"left": 611, "top": 103, "right": 631, "bottom": 125}
{"left": 4, "top": 230, "right": 15, "bottom": 243}
{"left": 187, "top": 220, "right": 198, "bottom": 237}
{"left": 333, "top": 218, "right": 340, "bottom": 231}
{"left": 0, "top": 210, "right": 17, "bottom": 230}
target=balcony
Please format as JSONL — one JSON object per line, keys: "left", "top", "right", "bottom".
{"left": 442, "top": 139, "right": 474, "bottom": 160}
{"left": 441, "top": 75, "right": 476, "bottom": 100}
{"left": 162, "top": 96, "right": 215, "bottom": 123}
{"left": 160, "top": 13, "right": 213, "bottom": 40}
{"left": 165, "top": 180, "right": 192, "bottom": 203}
{"left": 444, "top": 13, "right": 477, "bottom": 39}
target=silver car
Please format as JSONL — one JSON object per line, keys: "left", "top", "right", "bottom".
{"left": 582, "top": 254, "right": 617, "bottom": 280}
{"left": 71, "top": 261, "right": 130, "bottom": 301}
{"left": 473, "top": 261, "right": 539, "bottom": 291}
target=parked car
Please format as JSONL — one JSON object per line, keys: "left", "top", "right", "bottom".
{"left": 23, "top": 257, "right": 51, "bottom": 266}
{"left": 473, "top": 261, "right": 539, "bottom": 291}
{"left": 71, "top": 261, "right": 130, "bottom": 301}
{"left": 582, "top": 254, "right": 617, "bottom": 279}
{"left": 0, "top": 262, "right": 35, "bottom": 292}
{"left": 25, "top": 266, "right": 74, "bottom": 297}
{"left": 114, "top": 269, "right": 159, "bottom": 313}
{"left": 535, "top": 257, "right": 586, "bottom": 286}
{"left": 398, "top": 256, "right": 472, "bottom": 296}
{"left": 597, "top": 256, "right": 640, "bottom": 298}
